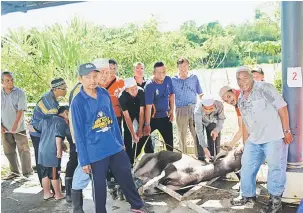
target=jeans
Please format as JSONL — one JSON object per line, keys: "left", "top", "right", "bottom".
{"left": 240, "top": 138, "right": 288, "bottom": 197}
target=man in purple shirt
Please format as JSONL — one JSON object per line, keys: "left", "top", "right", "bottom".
{"left": 143, "top": 62, "right": 175, "bottom": 151}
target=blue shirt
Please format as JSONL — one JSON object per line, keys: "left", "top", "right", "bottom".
{"left": 36, "top": 116, "right": 67, "bottom": 167}
{"left": 172, "top": 74, "right": 202, "bottom": 107}
{"left": 31, "top": 90, "right": 59, "bottom": 137}
{"left": 70, "top": 87, "right": 124, "bottom": 167}
{"left": 144, "top": 76, "right": 174, "bottom": 118}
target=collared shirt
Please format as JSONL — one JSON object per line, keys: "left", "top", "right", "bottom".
{"left": 238, "top": 81, "right": 286, "bottom": 144}
{"left": 71, "top": 87, "right": 124, "bottom": 167}
{"left": 194, "top": 100, "right": 225, "bottom": 148}
{"left": 1, "top": 87, "right": 27, "bottom": 133}
{"left": 31, "top": 90, "right": 59, "bottom": 137}
{"left": 118, "top": 87, "right": 145, "bottom": 121}
{"left": 36, "top": 115, "right": 67, "bottom": 167}
{"left": 144, "top": 76, "right": 174, "bottom": 118}
{"left": 134, "top": 76, "right": 147, "bottom": 89}
{"left": 172, "top": 74, "right": 203, "bottom": 108}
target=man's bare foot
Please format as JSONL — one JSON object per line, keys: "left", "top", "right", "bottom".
{"left": 55, "top": 194, "right": 65, "bottom": 200}
{"left": 44, "top": 193, "right": 54, "bottom": 201}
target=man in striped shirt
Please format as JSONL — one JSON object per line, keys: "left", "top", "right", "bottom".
{"left": 30, "top": 78, "right": 67, "bottom": 186}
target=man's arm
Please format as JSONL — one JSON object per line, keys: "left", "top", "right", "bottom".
{"left": 168, "top": 94, "right": 175, "bottom": 121}
{"left": 242, "top": 120, "right": 248, "bottom": 144}
{"left": 230, "top": 116, "right": 243, "bottom": 146}
{"left": 71, "top": 100, "right": 90, "bottom": 167}
{"left": 11, "top": 90, "right": 27, "bottom": 132}
{"left": 194, "top": 103, "right": 207, "bottom": 148}
{"left": 262, "top": 82, "right": 292, "bottom": 144}
{"left": 144, "top": 84, "right": 154, "bottom": 135}
{"left": 195, "top": 75, "right": 204, "bottom": 99}
{"left": 56, "top": 137, "right": 63, "bottom": 158}
{"left": 138, "top": 106, "right": 144, "bottom": 137}
{"left": 122, "top": 110, "right": 138, "bottom": 142}
{"left": 214, "top": 101, "right": 226, "bottom": 133}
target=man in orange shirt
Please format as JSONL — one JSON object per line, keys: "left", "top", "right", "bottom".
{"left": 104, "top": 59, "right": 125, "bottom": 132}
{"left": 219, "top": 85, "right": 242, "bottom": 148}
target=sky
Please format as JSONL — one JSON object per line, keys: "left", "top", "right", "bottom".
{"left": 1, "top": 1, "right": 263, "bottom": 35}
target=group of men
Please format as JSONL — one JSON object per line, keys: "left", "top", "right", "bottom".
{"left": 1, "top": 57, "right": 292, "bottom": 213}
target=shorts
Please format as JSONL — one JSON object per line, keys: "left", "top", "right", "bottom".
{"left": 40, "top": 165, "right": 61, "bottom": 180}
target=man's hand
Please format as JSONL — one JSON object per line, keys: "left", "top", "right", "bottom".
{"left": 168, "top": 110, "right": 174, "bottom": 122}
{"left": 284, "top": 131, "right": 293, "bottom": 144}
{"left": 203, "top": 148, "right": 211, "bottom": 160}
{"left": 143, "top": 126, "right": 151, "bottom": 136}
{"left": 62, "top": 143, "right": 68, "bottom": 152}
{"left": 57, "top": 149, "right": 62, "bottom": 158}
{"left": 82, "top": 165, "right": 92, "bottom": 174}
{"left": 27, "top": 124, "right": 36, "bottom": 132}
{"left": 1, "top": 126, "right": 7, "bottom": 134}
{"left": 132, "top": 133, "right": 139, "bottom": 143}
{"left": 235, "top": 146, "right": 244, "bottom": 154}
{"left": 211, "top": 130, "right": 218, "bottom": 140}
{"left": 137, "top": 128, "right": 143, "bottom": 138}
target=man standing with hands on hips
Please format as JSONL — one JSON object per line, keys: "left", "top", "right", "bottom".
{"left": 71, "top": 62, "right": 152, "bottom": 213}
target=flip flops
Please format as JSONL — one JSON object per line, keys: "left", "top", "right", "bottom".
{"left": 55, "top": 196, "right": 65, "bottom": 201}
{"left": 3, "top": 172, "right": 20, "bottom": 180}
{"left": 44, "top": 195, "right": 55, "bottom": 201}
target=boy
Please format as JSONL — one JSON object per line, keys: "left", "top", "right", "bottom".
{"left": 36, "top": 106, "right": 69, "bottom": 200}
{"left": 71, "top": 62, "right": 151, "bottom": 213}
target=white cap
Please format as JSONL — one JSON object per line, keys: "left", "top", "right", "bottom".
{"left": 92, "top": 58, "right": 109, "bottom": 69}
{"left": 201, "top": 95, "right": 215, "bottom": 107}
{"left": 125, "top": 78, "right": 137, "bottom": 89}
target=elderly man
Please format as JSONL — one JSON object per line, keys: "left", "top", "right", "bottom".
{"left": 119, "top": 78, "right": 153, "bottom": 166}
{"left": 71, "top": 62, "right": 151, "bottom": 213}
{"left": 30, "top": 77, "right": 67, "bottom": 185}
{"left": 194, "top": 95, "right": 225, "bottom": 160}
{"left": 231, "top": 66, "right": 293, "bottom": 213}
{"left": 1, "top": 71, "right": 33, "bottom": 179}
{"left": 172, "top": 57, "right": 203, "bottom": 155}
{"left": 144, "top": 62, "right": 175, "bottom": 151}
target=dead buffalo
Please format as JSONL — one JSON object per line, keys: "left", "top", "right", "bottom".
{"left": 133, "top": 149, "right": 242, "bottom": 191}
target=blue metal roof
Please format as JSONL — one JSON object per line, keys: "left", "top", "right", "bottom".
{"left": 1, "top": 1, "right": 84, "bottom": 15}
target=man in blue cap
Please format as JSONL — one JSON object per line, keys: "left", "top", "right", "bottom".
{"left": 71, "top": 62, "right": 151, "bottom": 213}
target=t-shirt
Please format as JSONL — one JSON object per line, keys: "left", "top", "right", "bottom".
{"left": 171, "top": 74, "right": 203, "bottom": 107}
{"left": 234, "top": 89, "right": 241, "bottom": 117}
{"left": 144, "top": 76, "right": 174, "bottom": 118}
{"left": 1, "top": 87, "right": 27, "bottom": 133}
{"left": 105, "top": 78, "right": 125, "bottom": 118}
{"left": 118, "top": 87, "right": 145, "bottom": 120}
{"left": 36, "top": 116, "right": 67, "bottom": 167}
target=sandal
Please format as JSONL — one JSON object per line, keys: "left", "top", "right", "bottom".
{"left": 44, "top": 194, "right": 54, "bottom": 201}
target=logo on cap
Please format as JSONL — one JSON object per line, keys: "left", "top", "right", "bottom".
{"left": 85, "top": 64, "right": 94, "bottom": 69}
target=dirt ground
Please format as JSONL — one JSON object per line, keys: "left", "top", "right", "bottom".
{"left": 1, "top": 65, "right": 300, "bottom": 212}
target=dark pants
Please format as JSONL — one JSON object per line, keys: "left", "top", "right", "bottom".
{"left": 66, "top": 143, "right": 78, "bottom": 178}
{"left": 117, "top": 116, "right": 122, "bottom": 134}
{"left": 30, "top": 135, "right": 42, "bottom": 186}
{"left": 91, "top": 150, "right": 144, "bottom": 213}
{"left": 196, "top": 123, "right": 221, "bottom": 159}
{"left": 123, "top": 119, "right": 154, "bottom": 165}
{"left": 151, "top": 116, "right": 173, "bottom": 151}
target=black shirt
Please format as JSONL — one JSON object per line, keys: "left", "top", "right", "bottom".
{"left": 118, "top": 87, "right": 145, "bottom": 120}
{"left": 134, "top": 77, "right": 147, "bottom": 89}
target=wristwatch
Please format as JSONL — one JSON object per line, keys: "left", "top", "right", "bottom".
{"left": 283, "top": 129, "right": 291, "bottom": 134}
{"left": 144, "top": 123, "right": 150, "bottom": 127}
